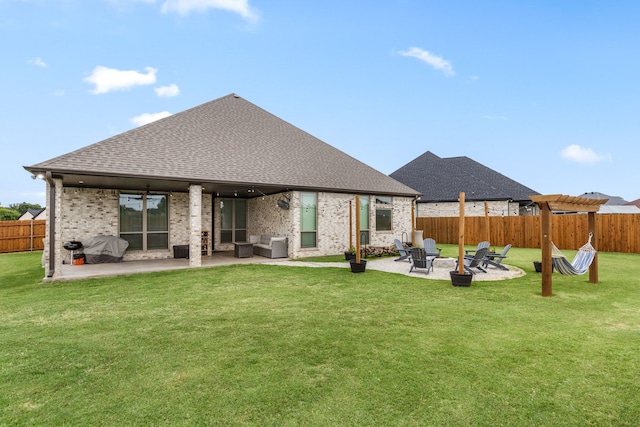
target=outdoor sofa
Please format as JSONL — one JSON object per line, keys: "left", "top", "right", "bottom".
{"left": 249, "top": 235, "right": 288, "bottom": 259}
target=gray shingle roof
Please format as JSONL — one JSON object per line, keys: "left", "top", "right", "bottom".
{"left": 390, "top": 151, "right": 539, "bottom": 203}
{"left": 26, "top": 94, "right": 418, "bottom": 197}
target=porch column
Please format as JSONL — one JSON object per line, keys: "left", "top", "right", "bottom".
{"left": 189, "top": 184, "right": 202, "bottom": 268}
{"left": 44, "top": 176, "right": 63, "bottom": 280}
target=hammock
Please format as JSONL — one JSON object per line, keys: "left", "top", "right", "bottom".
{"left": 551, "top": 233, "right": 596, "bottom": 275}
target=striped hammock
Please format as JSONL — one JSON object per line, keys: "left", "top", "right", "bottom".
{"left": 551, "top": 233, "right": 596, "bottom": 275}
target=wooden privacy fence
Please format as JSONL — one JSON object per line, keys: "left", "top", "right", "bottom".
{"left": 416, "top": 214, "right": 640, "bottom": 254}
{"left": 0, "top": 220, "right": 46, "bottom": 253}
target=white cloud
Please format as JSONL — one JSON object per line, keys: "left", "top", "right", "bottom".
{"left": 398, "top": 47, "right": 454, "bottom": 76}
{"left": 160, "top": 0, "right": 259, "bottom": 21}
{"left": 53, "top": 89, "right": 65, "bottom": 96}
{"left": 561, "top": 144, "right": 611, "bottom": 164}
{"left": 154, "top": 83, "right": 180, "bottom": 97}
{"left": 28, "top": 57, "right": 47, "bottom": 68}
{"left": 84, "top": 66, "right": 157, "bottom": 94}
{"left": 131, "top": 111, "right": 172, "bottom": 127}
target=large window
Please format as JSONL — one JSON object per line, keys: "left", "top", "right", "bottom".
{"left": 359, "top": 195, "right": 370, "bottom": 245}
{"left": 300, "top": 192, "right": 317, "bottom": 248}
{"left": 120, "top": 193, "right": 168, "bottom": 251}
{"left": 375, "top": 196, "right": 392, "bottom": 231}
{"left": 220, "top": 198, "right": 247, "bottom": 243}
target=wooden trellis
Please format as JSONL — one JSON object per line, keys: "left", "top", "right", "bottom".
{"left": 529, "top": 194, "right": 608, "bottom": 297}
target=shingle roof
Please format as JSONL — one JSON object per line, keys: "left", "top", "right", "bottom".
{"left": 577, "top": 192, "right": 628, "bottom": 205}
{"left": 390, "top": 151, "right": 539, "bottom": 203}
{"left": 26, "top": 94, "right": 419, "bottom": 197}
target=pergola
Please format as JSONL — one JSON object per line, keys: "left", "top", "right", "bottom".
{"left": 529, "top": 194, "right": 608, "bottom": 297}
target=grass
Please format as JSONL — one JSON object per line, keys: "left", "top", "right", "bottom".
{"left": 1, "top": 247, "right": 640, "bottom": 426}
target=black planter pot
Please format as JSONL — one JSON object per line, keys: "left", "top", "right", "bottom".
{"left": 450, "top": 271, "right": 473, "bottom": 287}
{"left": 350, "top": 260, "right": 367, "bottom": 273}
{"left": 533, "top": 261, "right": 554, "bottom": 273}
{"left": 344, "top": 252, "right": 356, "bottom": 261}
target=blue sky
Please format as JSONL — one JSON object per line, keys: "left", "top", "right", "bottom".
{"left": 2, "top": 0, "right": 639, "bottom": 207}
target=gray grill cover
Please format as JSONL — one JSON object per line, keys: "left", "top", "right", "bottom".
{"left": 83, "top": 236, "right": 129, "bottom": 264}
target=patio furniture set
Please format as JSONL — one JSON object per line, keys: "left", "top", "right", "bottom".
{"left": 395, "top": 238, "right": 512, "bottom": 276}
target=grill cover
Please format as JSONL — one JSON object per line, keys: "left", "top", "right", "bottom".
{"left": 83, "top": 236, "right": 129, "bottom": 264}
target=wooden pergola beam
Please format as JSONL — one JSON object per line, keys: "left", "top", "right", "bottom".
{"left": 529, "top": 194, "right": 608, "bottom": 297}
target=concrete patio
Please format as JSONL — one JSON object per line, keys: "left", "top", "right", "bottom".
{"left": 52, "top": 251, "right": 276, "bottom": 282}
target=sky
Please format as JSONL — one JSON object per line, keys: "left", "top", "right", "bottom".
{"left": 2, "top": 0, "right": 639, "bottom": 208}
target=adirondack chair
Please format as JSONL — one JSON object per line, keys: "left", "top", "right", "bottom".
{"left": 394, "top": 239, "right": 411, "bottom": 262}
{"left": 455, "top": 247, "right": 489, "bottom": 275}
{"left": 423, "top": 238, "right": 442, "bottom": 257}
{"left": 465, "top": 241, "right": 490, "bottom": 255}
{"left": 409, "top": 248, "right": 435, "bottom": 274}
{"left": 483, "top": 244, "right": 511, "bottom": 271}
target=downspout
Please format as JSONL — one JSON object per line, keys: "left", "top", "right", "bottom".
{"left": 45, "top": 171, "right": 55, "bottom": 278}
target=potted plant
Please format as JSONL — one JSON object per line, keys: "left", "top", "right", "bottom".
{"left": 344, "top": 247, "right": 356, "bottom": 261}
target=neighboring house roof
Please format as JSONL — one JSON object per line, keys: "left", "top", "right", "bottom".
{"left": 577, "top": 192, "right": 628, "bottom": 205}
{"left": 389, "top": 151, "right": 539, "bottom": 203}
{"left": 18, "top": 208, "right": 45, "bottom": 220}
{"left": 626, "top": 198, "right": 640, "bottom": 209}
{"left": 25, "top": 94, "right": 419, "bottom": 198}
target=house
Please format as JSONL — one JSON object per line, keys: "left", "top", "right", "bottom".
{"left": 18, "top": 208, "right": 46, "bottom": 221}
{"left": 24, "top": 94, "right": 420, "bottom": 280}
{"left": 578, "top": 192, "right": 640, "bottom": 214}
{"left": 390, "top": 151, "right": 540, "bottom": 217}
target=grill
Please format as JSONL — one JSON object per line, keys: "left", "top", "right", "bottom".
{"left": 63, "top": 241, "right": 83, "bottom": 251}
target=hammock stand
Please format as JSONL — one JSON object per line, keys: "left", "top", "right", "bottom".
{"left": 529, "top": 194, "right": 608, "bottom": 297}
{"left": 551, "top": 233, "right": 596, "bottom": 275}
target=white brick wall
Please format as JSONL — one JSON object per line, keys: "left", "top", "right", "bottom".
{"left": 416, "top": 200, "right": 521, "bottom": 217}
{"left": 46, "top": 186, "right": 414, "bottom": 265}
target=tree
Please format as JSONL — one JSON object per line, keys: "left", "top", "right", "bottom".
{"left": 8, "top": 202, "right": 42, "bottom": 216}
{"left": 0, "top": 207, "right": 20, "bottom": 220}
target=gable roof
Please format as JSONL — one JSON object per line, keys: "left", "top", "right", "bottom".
{"left": 25, "top": 94, "right": 419, "bottom": 198}
{"left": 577, "top": 192, "right": 628, "bottom": 205}
{"left": 626, "top": 198, "right": 640, "bottom": 209}
{"left": 390, "top": 151, "right": 539, "bottom": 203}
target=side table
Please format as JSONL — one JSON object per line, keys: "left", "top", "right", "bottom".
{"left": 233, "top": 242, "right": 253, "bottom": 258}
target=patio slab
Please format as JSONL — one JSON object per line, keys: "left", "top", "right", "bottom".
{"left": 50, "top": 251, "right": 274, "bottom": 282}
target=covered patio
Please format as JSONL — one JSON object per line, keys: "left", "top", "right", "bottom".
{"left": 56, "top": 251, "right": 280, "bottom": 281}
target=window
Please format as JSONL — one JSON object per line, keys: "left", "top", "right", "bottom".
{"left": 375, "top": 196, "right": 392, "bottom": 231}
{"left": 300, "top": 192, "right": 317, "bottom": 248}
{"left": 359, "top": 195, "right": 370, "bottom": 245}
{"left": 220, "top": 199, "right": 247, "bottom": 243}
{"left": 120, "top": 193, "right": 168, "bottom": 251}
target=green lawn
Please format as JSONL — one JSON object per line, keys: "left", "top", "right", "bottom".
{"left": 1, "top": 247, "right": 639, "bottom": 426}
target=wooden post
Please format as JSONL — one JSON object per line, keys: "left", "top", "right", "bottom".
{"left": 349, "top": 200, "right": 353, "bottom": 251}
{"left": 540, "top": 202, "right": 553, "bottom": 296}
{"left": 458, "top": 192, "right": 465, "bottom": 274}
{"left": 484, "top": 201, "right": 490, "bottom": 245}
{"left": 588, "top": 212, "right": 598, "bottom": 284}
{"left": 355, "top": 195, "right": 361, "bottom": 264}
{"left": 411, "top": 200, "right": 415, "bottom": 237}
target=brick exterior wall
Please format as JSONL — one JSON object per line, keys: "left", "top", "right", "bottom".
{"left": 416, "top": 200, "right": 521, "bottom": 217}
{"left": 43, "top": 186, "right": 414, "bottom": 271}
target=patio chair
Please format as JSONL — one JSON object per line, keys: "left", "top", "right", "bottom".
{"left": 394, "top": 238, "right": 411, "bottom": 262}
{"left": 465, "top": 241, "right": 490, "bottom": 255}
{"left": 455, "top": 247, "right": 489, "bottom": 275}
{"left": 483, "top": 244, "right": 511, "bottom": 271}
{"left": 409, "top": 248, "right": 435, "bottom": 274}
{"left": 423, "top": 238, "right": 442, "bottom": 257}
